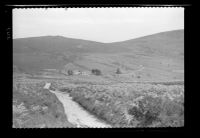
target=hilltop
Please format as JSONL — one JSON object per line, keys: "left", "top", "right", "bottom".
{"left": 13, "top": 29, "right": 184, "bottom": 81}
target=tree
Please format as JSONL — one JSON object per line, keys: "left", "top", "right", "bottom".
{"left": 91, "top": 69, "right": 102, "bottom": 76}
{"left": 67, "top": 70, "right": 73, "bottom": 76}
{"left": 116, "top": 68, "right": 122, "bottom": 74}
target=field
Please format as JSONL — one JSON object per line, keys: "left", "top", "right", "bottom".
{"left": 13, "top": 68, "right": 184, "bottom": 128}
{"left": 57, "top": 79, "right": 184, "bottom": 127}
{"left": 13, "top": 76, "right": 75, "bottom": 128}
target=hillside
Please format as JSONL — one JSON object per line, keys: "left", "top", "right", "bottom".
{"left": 13, "top": 29, "right": 184, "bottom": 81}
{"left": 111, "top": 29, "right": 184, "bottom": 58}
{"left": 13, "top": 36, "right": 130, "bottom": 54}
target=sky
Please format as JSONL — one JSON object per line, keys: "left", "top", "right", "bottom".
{"left": 13, "top": 8, "right": 184, "bottom": 43}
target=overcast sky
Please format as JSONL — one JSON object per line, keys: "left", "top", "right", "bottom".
{"left": 13, "top": 8, "right": 184, "bottom": 43}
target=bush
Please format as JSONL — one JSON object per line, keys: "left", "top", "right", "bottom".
{"left": 91, "top": 69, "right": 102, "bottom": 76}
{"left": 128, "top": 96, "right": 162, "bottom": 127}
{"left": 67, "top": 70, "right": 73, "bottom": 76}
{"left": 128, "top": 106, "right": 144, "bottom": 121}
{"left": 116, "top": 68, "right": 122, "bottom": 74}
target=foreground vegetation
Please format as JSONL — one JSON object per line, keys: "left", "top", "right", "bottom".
{"left": 13, "top": 78, "right": 75, "bottom": 128}
{"left": 64, "top": 83, "right": 184, "bottom": 127}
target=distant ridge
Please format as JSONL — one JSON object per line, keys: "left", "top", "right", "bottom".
{"left": 109, "top": 29, "right": 183, "bottom": 43}
{"left": 13, "top": 29, "right": 183, "bottom": 44}
{"left": 13, "top": 29, "right": 184, "bottom": 75}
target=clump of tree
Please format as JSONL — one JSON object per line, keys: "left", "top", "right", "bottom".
{"left": 116, "top": 68, "right": 122, "bottom": 74}
{"left": 67, "top": 70, "right": 73, "bottom": 76}
{"left": 91, "top": 69, "right": 102, "bottom": 76}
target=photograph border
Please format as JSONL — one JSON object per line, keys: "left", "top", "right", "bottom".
{"left": 1, "top": 1, "right": 192, "bottom": 134}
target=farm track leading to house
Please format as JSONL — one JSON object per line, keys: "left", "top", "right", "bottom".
{"left": 44, "top": 83, "right": 111, "bottom": 128}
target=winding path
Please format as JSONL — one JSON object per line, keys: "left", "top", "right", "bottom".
{"left": 44, "top": 83, "right": 111, "bottom": 128}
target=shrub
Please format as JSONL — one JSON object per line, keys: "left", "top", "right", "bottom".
{"left": 128, "top": 96, "right": 162, "bottom": 127}
{"left": 91, "top": 69, "right": 102, "bottom": 76}
{"left": 116, "top": 68, "right": 122, "bottom": 74}
{"left": 67, "top": 70, "right": 73, "bottom": 76}
{"left": 128, "top": 106, "right": 144, "bottom": 121}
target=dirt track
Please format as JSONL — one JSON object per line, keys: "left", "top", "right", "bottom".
{"left": 44, "top": 83, "right": 111, "bottom": 128}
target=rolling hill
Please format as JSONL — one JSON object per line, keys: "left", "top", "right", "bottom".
{"left": 13, "top": 29, "right": 184, "bottom": 81}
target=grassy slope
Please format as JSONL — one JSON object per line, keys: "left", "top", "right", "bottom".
{"left": 13, "top": 30, "right": 184, "bottom": 81}
{"left": 61, "top": 82, "right": 184, "bottom": 127}
{"left": 111, "top": 29, "right": 184, "bottom": 56}
{"left": 13, "top": 77, "right": 76, "bottom": 128}
{"left": 13, "top": 70, "right": 184, "bottom": 128}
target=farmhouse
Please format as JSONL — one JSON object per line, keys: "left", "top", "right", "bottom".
{"left": 81, "top": 71, "right": 91, "bottom": 76}
{"left": 73, "top": 70, "right": 81, "bottom": 75}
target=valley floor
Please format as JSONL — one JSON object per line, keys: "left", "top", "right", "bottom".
{"left": 13, "top": 74, "right": 184, "bottom": 128}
